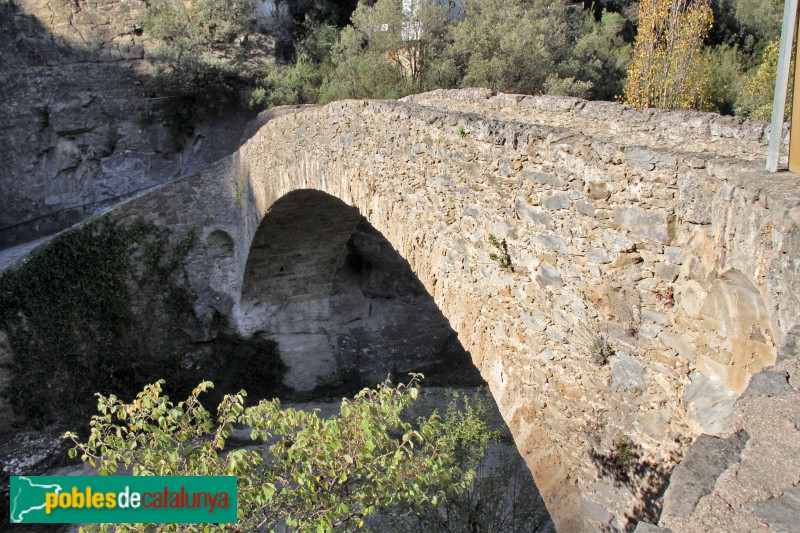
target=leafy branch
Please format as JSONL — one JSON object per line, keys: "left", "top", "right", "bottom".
{"left": 488, "top": 235, "right": 514, "bottom": 272}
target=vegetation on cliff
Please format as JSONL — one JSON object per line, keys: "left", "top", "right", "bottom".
{"left": 142, "top": 0, "right": 786, "bottom": 118}
{"left": 0, "top": 218, "right": 285, "bottom": 426}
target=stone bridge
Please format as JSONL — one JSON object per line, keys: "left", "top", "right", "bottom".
{"left": 6, "top": 89, "right": 800, "bottom": 531}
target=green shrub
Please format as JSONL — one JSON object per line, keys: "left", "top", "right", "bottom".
{"left": 735, "top": 38, "right": 792, "bottom": 121}
{"left": 488, "top": 235, "right": 513, "bottom": 271}
{"left": 0, "top": 218, "right": 285, "bottom": 426}
{"left": 64, "top": 377, "right": 490, "bottom": 532}
{"left": 569, "top": 10, "right": 631, "bottom": 100}
{"left": 701, "top": 44, "right": 745, "bottom": 114}
{"left": 445, "top": 0, "right": 573, "bottom": 95}
{"left": 144, "top": 0, "right": 270, "bottom": 111}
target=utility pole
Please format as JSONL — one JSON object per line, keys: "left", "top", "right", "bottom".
{"left": 767, "top": 0, "right": 799, "bottom": 172}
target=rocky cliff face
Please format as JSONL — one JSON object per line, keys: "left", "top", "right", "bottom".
{"left": 0, "top": 0, "right": 255, "bottom": 248}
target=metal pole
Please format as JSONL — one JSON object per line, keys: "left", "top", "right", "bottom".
{"left": 767, "top": 0, "right": 799, "bottom": 172}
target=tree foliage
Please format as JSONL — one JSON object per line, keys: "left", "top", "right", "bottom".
{"left": 144, "top": 0, "right": 268, "bottom": 106}
{"left": 736, "top": 38, "right": 792, "bottom": 121}
{"left": 63, "top": 377, "right": 497, "bottom": 532}
{"left": 734, "top": 0, "right": 783, "bottom": 43}
{"left": 446, "top": 0, "right": 573, "bottom": 95}
{"left": 140, "top": 0, "right": 785, "bottom": 119}
{"left": 373, "top": 391, "right": 551, "bottom": 532}
{"left": 569, "top": 10, "right": 632, "bottom": 100}
{"left": 319, "top": 0, "right": 451, "bottom": 102}
{"left": 624, "top": 0, "right": 714, "bottom": 110}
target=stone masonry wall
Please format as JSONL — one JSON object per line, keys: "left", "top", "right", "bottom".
{"left": 0, "top": 0, "right": 256, "bottom": 248}
{"left": 8, "top": 90, "right": 798, "bottom": 531}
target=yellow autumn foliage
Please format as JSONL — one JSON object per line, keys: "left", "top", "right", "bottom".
{"left": 624, "top": 0, "right": 714, "bottom": 110}
{"left": 736, "top": 39, "right": 792, "bottom": 121}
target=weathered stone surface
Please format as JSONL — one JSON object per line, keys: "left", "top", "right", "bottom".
{"left": 536, "top": 263, "right": 563, "bottom": 288}
{"left": 525, "top": 171, "right": 565, "bottom": 187}
{"left": 633, "top": 523, "right": 672, "bottom": 533}
{"left": 684, "top": 371, "right": 738, "bottom": 435}
{"left": 611, "top": 353, "right": 647, "bottom": 393}
{"left": 677, "top": 173, "right": 716, "bottom": 225}
{"left": 741, "top": 370, "right": 794, "bottom": 397}
{"left": 751, "top": 485, "right": 800, "bottom": 533}
{"left": 0, "top": 331, "right": 12, "bottom": 427}
{"left": 0, "top": 0, "right": 260, "bottom": 249}
{"left": 641, "top": 309, "right": 671, "bottom": 326}
{"left": 659, "top": 332, "right": 697, "bottom": 362}
{"left": 655, "top": 263, "right": 680, "bottom": 282}
{"left": 660, "top": 358, "right": 800, "bottom": 532}
{"left": 586, "top": 181, "right": 611, "bottom": 200}
{"left": 600, "top": 231, "right": 636, "bottom": 253}
{"left": 531, "top": 234, "right": 569, "bottom": 255}
{"left": 664, "top": 246, "right": 683, "bottom": 264}
{"left": 585, "top": 247, "right": 611, "bottom": 264}
{"left": 541, "top": 192, "right": 571, "bottom": 211}
{"left": 613, "top": 206, "right": 674, "bottom": 244}
{"left": 0, "top": 427, "right": 72, "bottom": 522}
{"left": 662, "top": 431, "right": 749, "bottom": 519}
{"left": 516, "top": 200, "right": 553, "bottom": 228}
{"left": 627, "top": 147, "right": 658, "bottom": 171}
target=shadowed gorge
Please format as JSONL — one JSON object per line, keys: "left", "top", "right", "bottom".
{"left": 239, "top": 190, "right": 476, "bottom": 392}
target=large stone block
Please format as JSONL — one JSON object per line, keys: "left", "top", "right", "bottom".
{"left": 515, "top": 199, "right": 553, "bottom": 229}
{"left": 536, "top": 263, "right": 563, "bottom": 288}
{"left": 613, "top": 206, "right": 674, "bottom": 244}
{"left": 611, "top": 353, "right": 647, "bottom": 393}
{"left": 531, "top": 233, "right": 569, "bottom": 255}
{"left": 541, "top": 192, "right": 571, "bottom": 211}
{"left": 661, "top": 431, "right": 748, "bottom": 519}
{"left": 683, "top": 371, "right": 737, "bottom": 435}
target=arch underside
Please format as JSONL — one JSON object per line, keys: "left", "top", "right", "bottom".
{"left": 238, "top": 189, "right": 472, "bottom": 391}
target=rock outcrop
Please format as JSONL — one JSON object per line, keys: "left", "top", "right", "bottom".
{"left": 0, "top": 0, "right": 256, "bottom": 248}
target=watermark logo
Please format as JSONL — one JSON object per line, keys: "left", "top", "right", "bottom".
{"left": 9, "top": 476, "right": 237, "bottom": 524}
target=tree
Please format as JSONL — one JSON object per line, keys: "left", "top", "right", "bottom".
{"left": 623, "top": 0, "right": 714, "bottom": 110}
{"left": 144, "top": 0, "right": 269, "bottom": 107}
{"left": 734, "top": 0, "right": 783, "bottom": 43}
{"left": 444, "top": 0, "right": 576, "bottom": 95}
{"left": 568, "top": 10, "right": 632, "bottom": 100}
{"left": 735, "top": 38, "right": 792, "bottom": 120}
{"left": 63, "top": 376, "right": 491, "bottom": 532}
{"left": 320, "top": 0, "right": 451, "bottom": 101}
{"left": 701, "top": 43, "right": 745, "bottom": 114}
{"left": 370, "top": 390, "right": 552, "bottom": 532}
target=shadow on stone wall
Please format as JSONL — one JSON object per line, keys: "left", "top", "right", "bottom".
{"left": 238, "top": 189, "right": 484, "bottom": 397}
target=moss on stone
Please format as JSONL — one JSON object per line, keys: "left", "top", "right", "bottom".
{"left": 0, "top": 216, "right": 285, "bottom": 427}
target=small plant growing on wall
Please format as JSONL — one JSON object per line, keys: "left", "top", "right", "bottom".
{"left": 488, "top": 235, "right": 513, "bottom": 272}
{"left": 611, "top": 436, "right": 640, "bottom": 473}
{"left": 576, "top": 324, "right": 615, "bottom": 366}
{"left": 588, "top": 335, "right": 614, "bottom": 366}
{"left": 458, "top": 125, "right": 467, "bottom": 138}
{"left": 590, "top": 434, "right": 642, "bottom": 485}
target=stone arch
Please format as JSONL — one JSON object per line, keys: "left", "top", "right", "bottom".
{"left": 237, "top": 189, "right": 473, "bottom": 392}
{"left": 206, "top": 229, "right": 235, "bottom": 250}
